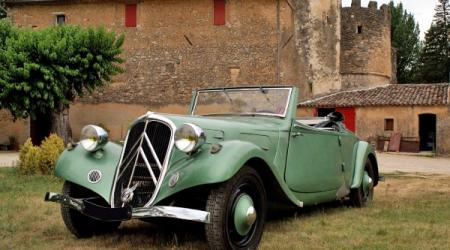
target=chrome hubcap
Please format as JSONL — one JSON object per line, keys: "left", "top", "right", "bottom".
{"left": 362, "top": 171, "right": 374, "bottom": 201}
{"left": 245, "top": 206, "right": 257, "bottom": 226}
{"left": 233, "top": 194, "right": 257, "bottom": 236}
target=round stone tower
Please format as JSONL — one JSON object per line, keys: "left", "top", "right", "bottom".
{"left": 340, "top": 0, "right": 393, "bottom": 90}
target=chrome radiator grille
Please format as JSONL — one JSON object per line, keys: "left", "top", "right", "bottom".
{"left": 113, "top": 119, "right": 172, "bottom": 208}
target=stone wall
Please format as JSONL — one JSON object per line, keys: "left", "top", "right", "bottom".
{"left": 7, "top": 0, "right": 317, "bottom": 104}
{"left": 437, "top": 106, "right": 450, "bottom": 156}
{"left": 293, "top": 0, "right": 342, "bottom": 98}
{"left": 340, "top": 0, "right": 392, "bottom": 90}
{"left": 296, "top": 107, "right": 315, "bottom": 118}
{"left": 4, "top": 0, "right": 342, "bottom": 142}
{"left": 0, "top": 110, "right": 29, "bottom": 146}
{"left": 7, "top": 0, "right": 273, "bottom": 106}
{"left": 297, "top": 105, "right": 450, "bottom": 156}
{"left": 341, "top": 73, "right": 390, "bottom": 90}
{"left": 356, "top": 106, "right": 450, "bottom": 156}
{"left": 69, "top": 102, "right": 188, "bottom": 140}
{"left": 6, "top": 0, "right": 342, "bottom": 102}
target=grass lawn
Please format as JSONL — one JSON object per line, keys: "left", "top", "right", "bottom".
{"left": 1, "top": 168, "right": 449, "bottom": 249}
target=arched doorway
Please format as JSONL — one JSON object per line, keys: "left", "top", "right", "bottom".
{"left": 419, "top": 114, "right": 436, "bottom": 152}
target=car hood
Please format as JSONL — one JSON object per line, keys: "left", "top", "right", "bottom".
{"left": 130, "top": 112, "right": 291, "bottom": 159}
{"left": 162, "top": 113, "right": 290, "bottom": 133}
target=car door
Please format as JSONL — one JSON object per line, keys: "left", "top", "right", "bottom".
{"left": 285, "top": 123, "right": 344, "bottom": 193}
{"left": 337, "top": 128, "right": 359, "bottom": 187}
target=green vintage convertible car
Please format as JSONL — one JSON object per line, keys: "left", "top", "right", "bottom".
{"left": 45, "top": 86, "right": 379, "bottom": 249}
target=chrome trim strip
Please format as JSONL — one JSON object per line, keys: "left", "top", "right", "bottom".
{"left": 46, "top": 192, "right": 209, "bottom": 223}
{"left": 143, "top": 112, "right": 176, "bottom": 207}
{"left": 143, "top": 133, "right": 163, "bottom": 170}
{"left": 110, "top": 130, "right": 130, "bottom": 208}
{"left": 126, "top": 120, "right": 149, "bottom": 190}
{"left": 132, "top": 206, "right": 210, "bottom": 223}
{"left": 139, "top": 147, "right": 157, "bottom": 184}
{"left": 115, "top": 137, "right": 143, "bottom": 181}
{"left": 45, "top": 192, "right": 84, "bottom": 211}
{"left": 191, "top": 87, "right": 293, "bottom": 118}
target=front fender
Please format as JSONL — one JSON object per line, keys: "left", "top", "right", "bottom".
{"left": 350, "top": 141, "right": 376, "bottom": 189}
{"left": 154, "top": 141, "right": 268, "bottom": 204}
{"left": 55, "top": 142, "right": 122, "bottom": 203}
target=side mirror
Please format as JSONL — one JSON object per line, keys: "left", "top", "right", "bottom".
{"left": 327, "top": 112, "right": 344, "bottom": 122}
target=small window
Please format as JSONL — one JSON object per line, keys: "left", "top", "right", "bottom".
{"left": 125, "top": 4, "right": 137, "bottom": 27}
{"left": 357, "top": 25, "right": 362, "bottom": 34}
{"left": 55, "top": 14, "right": 65, "bottom": 25}
{"left": 385, "top": 118, "right": 394, "bottom": 131}
{"left": 214, "top": 0, "right": 225, "bottom": 25}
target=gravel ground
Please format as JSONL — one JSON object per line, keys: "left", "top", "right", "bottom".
{"left": 377, "top": 152, "right": 450, "bottom": 175}
{"left": 0, "top": 152, "right": 19, "bottom": 167}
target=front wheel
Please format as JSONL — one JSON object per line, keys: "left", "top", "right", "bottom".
{"left": 205, "top": 167, "right": 267, "bottom": 250}
{"left": 61, "top": 181, "right": 121, "bottom": 238}
{"left": 349, "top": 159, "right": 375, "bottom": 207}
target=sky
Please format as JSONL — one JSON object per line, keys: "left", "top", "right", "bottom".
{"left": 342, "top": 0, "right": 438, "bottom": 40}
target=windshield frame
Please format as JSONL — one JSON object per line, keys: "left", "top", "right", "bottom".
{"left": 190, "top": 86, "right": 293, "bottom": 118}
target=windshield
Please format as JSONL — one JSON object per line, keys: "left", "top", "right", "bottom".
{"left": 192, "top": 87, "right": 292, "bottom": 117}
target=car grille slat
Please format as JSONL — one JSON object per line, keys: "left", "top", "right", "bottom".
{"left": 113, "top": 119, "right": 172, "bottom": 208}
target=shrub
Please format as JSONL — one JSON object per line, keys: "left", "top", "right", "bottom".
{"left": 18, "top": 139, "right": 40, "bottom": 175}
{"left": 18, "top": 134, "right": 65, "bottom": 175}
{"left": 39, "top": 134, "right": 65, "bottom": 175}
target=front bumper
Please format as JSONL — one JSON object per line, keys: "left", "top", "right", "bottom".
{"left": 44, "top": 192, "right": 210, "bottom": 223}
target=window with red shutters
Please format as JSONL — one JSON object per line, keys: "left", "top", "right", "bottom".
{"left": 214, "top": 0, "right": 225, "bottom": 25}
{"left": 125, "top": 4, "right": 137, "bottom": 28}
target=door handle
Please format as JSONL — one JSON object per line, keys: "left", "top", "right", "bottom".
{"left": 292, "top": 132, "right": 303, "bottom": 137}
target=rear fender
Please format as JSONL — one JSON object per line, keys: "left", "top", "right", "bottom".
{"left": 350, "top": 141, "right": 376, "bottom": 189}
{"left": 55, "top": 142, "right": 122, "bottom": 203}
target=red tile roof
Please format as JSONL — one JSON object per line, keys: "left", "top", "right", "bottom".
{"left": 298, "top": 84, "right": 450, "bottom": 108}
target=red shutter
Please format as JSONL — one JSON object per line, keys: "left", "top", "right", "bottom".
{"left": 214, "top": 0, "right": 225, "bottom": 25}
{"left": 125, "top": 4, "right": 137, "bottom": 27}
{"left": 336, "top": 107, "right": 356, "bottom": 133}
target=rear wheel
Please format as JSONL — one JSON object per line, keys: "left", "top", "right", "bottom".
{"left": 350, "top": 159, "right": 375, "bottom": 207}
{"left": 205, "top": 167, "right": 267, "bottom": 250}
{"left": 61, "top": 181, "right": 121, "bottom": 238}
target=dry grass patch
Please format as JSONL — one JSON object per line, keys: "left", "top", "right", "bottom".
{"left": 1, "top": 169, "right": 449, "bottom": 249}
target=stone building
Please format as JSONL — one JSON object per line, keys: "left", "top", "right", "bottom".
{"left": 298, "top": 84, "right": 450, "bottom": 156}
{"left": 3, "top": 0, "right": 447, "bottom": 155}
{"left": 340, "top": 0, "right": 394, "bottom": 89}
{"left": 2, "top": 0, "right": 347, "bottom": 142}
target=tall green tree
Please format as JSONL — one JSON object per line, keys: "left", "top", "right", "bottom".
{"left": 0, "top": 20, "right": 125, "bottom": 143}
{"left": 390, "top": 2, "right": 421, "bottom": 83}
{"left": 418, "top": 0, "right": 450, "bottom": 83}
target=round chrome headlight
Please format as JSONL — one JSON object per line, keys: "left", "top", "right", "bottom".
{"left": 174, "top": 123, "right": 206, "bottom": 153}
{"left": 80, "top": 125, "right": 108, "bottom": 152}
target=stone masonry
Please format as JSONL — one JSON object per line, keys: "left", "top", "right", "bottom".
{"left": 2, "top": 0, "right": 394, "bottom": 142}
{"left": 340, "top": 0, "right": 392, "bottom": 90}
{"left": 6, "top": 0, "right": 341, "bottom": 103}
